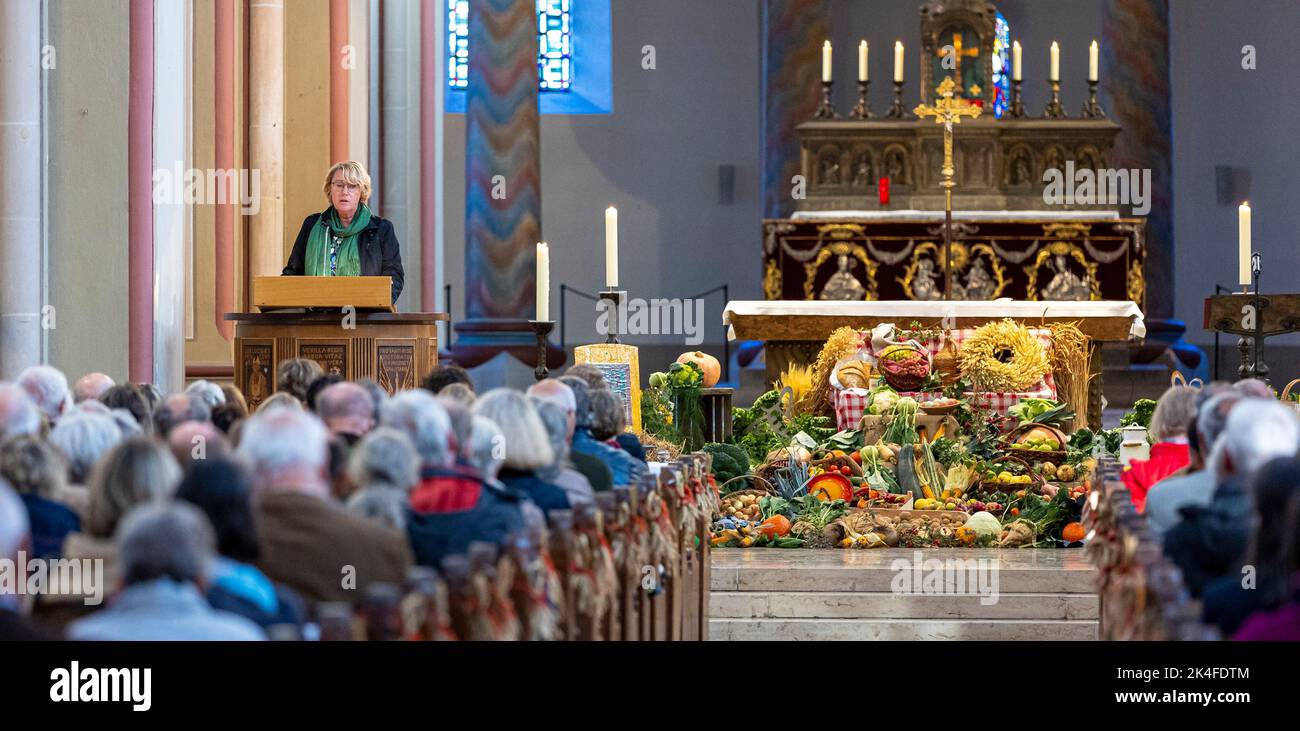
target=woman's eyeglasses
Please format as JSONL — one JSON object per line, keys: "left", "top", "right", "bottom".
{"left": 331, "top": 181, "right": 360, "bottom": 193}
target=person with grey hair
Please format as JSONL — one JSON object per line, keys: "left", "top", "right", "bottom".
{"left": 237, "top": 407, "right": 410, "bottom": 604}
{"left": 153, "top": 393, "right": 211, "bottom": 438}
{"left": 1123, "top": 385, "right": 1198, "bottom": 512}
{"left": 0, "top": 383, "right": 42, "bottom": 444}
{"left": 531, "top": 398, "right": 594, "bottom": 507}
{"left": 73, "top": 373, "right": 115, "bottom": 404}
{"left": 0, "top": 437, "right": 79, "bottom": 559}
{"left": 316, "top": 381, "right": 375, "bottom": 446}
{"left": 345, "top": 427, "right": 420, "bottom": 532}
{"left": 474, "top": 389, "right": 570, "bottom": 514}
{"left": 0, "top": 480, "right": 60, "bottom": 639}
{"left": 167, "top": 420, "right": 230, "bottom": 473}
{"left": 17, "top": 365, "right": 70, "bottom": 424}
{"left": 355, "top": 378, "right": 389, "bottom": 425}
{"left": 256, "top": 391, "right": 303, "bottom": 413}
{"left": 564, "top": 363, "right": 608, "bottom": 391}
{"left": 185, "top": 379, "right": 227, "bottom": 414}
{"left": 276, "top": 358, "right": 324, "bottom": 404}
{"left": 1145, "top": 393, "right": 1242, "bottom": 538}
{"left": 68, "top": 502, "right": 265, "bottom": 640}
{"left": 438, "top": 382, "right": 476, "bottom": 407}
{"left": 74, "top": 399, "right": 110, "bottom": 416}
{"left": 436, "top": 394, "right": 474, "bottom": 465}
{"left": 589, "top": 387, "right": 647, "bottom": 463}
{"left": 560, "top": 375, "right": 643, "bottom": 488}
{"left": 1164, "top": 398, "right": 1300, "bottom": 596}
{"left": 381, "top": 390, "right": 454, "bottom": 470}
{"left": 49, "top": 411, "right": 123, "bottom": 486}
{"left": 528, "top": 379, "right": 612, "bottom": 492}
{"left": 107, "top": 408, "right": 144, "bottom": 439}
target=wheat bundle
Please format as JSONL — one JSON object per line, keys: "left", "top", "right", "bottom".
{"left": 1048, "top": 321, "right": 1094, "bottom": 428}
{"left": 958, "top": 319, "right": 1050, "bottom": 393}
{"left": 807, "top": 326, "right": 867, "bottom": 415}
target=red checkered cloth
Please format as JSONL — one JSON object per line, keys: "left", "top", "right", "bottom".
{"left": 832, "top": 326, "right": 1058, "bottom": 430}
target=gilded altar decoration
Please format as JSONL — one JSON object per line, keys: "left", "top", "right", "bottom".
{"left": 804, "top": 235, "right": 878, "bottom": 300}
{"left": 1025, "top": 241, "right": 1100, "bottom": 301}
{"left": 958, "top": 319, "right": 1050, "bottom": 392}
{"left": 1127, "top": 260, "right": 1146, "bottom": 305}
{"left": 898, "top": 241, "right": 1007, "bottom": 300}
{"left": 763, "top": 260, "right": 783, "bottom": 300}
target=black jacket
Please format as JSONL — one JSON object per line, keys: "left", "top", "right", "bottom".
{"left": 283, "top": 210, "right": 405, "bottom": 303}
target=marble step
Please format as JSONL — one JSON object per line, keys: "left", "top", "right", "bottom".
{"left": 709, "top": 617, "right": 1099, "bottom": 641}
{"left": 711, "top": 548, "right": 1098, "bottom": 595}
{"left": 711, "top": 590, "right": 1098, "bottom": 621}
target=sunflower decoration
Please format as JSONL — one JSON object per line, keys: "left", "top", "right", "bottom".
{"left": 958, "top": 319, "right": 1050, "bottom": 393}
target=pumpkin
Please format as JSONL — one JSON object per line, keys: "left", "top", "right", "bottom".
{"left": 758, "top": 514, "right": 792, "bottom": 539}
{"left": 807, "top": 473, "right": 853, "bottom": 503}
{"left": 676, "top": 351, "right": 721, "bottom": 387}
{"left": 1062, "top": 521, "right": 1086, "bottom": 543}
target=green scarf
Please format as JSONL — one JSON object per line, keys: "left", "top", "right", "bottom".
{"left": 305, "top": 205, "right": 370, "bottom": 277}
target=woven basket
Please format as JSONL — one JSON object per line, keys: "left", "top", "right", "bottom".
{"left": 878, "top": 343, "right": 931, "bottom": 391}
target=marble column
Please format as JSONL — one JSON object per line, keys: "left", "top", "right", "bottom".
{"left": 1103, "top": 0, "right": 1171, "bottom": 316}
{"left": 128, "top": 0, "right": 154, "bottom": 383}
{"left": 248, "top": 0, "right": 285, "bottom": 287}
{"left": 420, "top": 0, "right": 445, "bottom": 314}
{"left": 761, "top": 0, "right": 830, "bottom": 220}
{"left": 380, "top": 0, "right": 422, "bottom": 312}
{"left": 0, "top": 0, "right": 43, "bottom": 379}
{"left": 152, "top": 0, "right": 189, "bottom": 395}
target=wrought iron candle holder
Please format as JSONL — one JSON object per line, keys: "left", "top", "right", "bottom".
{"left": 1009, "top": 78, "right": 1026, "bottom": 118}
{"left": 598, "top": 288, "right": 626, "bottom": 345}
{"left": 1080, "top": 79, "right": 1106, "bottom": 118}
{"left": 528, "top": 320, "right": 555, "bottom": 381}
{"left": 886, "top": 80, "right": 908, "bottom": 118}
{"left": 1043, "top": 79, "right": 1065, "bottom": 119}
{"left": 850, "top": 80, "right": 872, "bottom": 119}
{"left": 814, "top": 81, "right": 837, "bottom": 119}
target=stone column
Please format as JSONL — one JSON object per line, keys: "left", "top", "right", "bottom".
{"left": 128, "top": 0, "right": 155, "bottom": 383}
{"left": 248, "top": 0, "right": 285, "bottom": 284}
{"left": 152, "top": 0, "right": 189, "bottom": 395}
{"left": 330, "top": 0, "right": 349, "bottom": 162}
{"left": 420, "top": 0, "right": 445, "bottom": 313}
{"left": 215, "top": 0, "right": 236, "bottom": 339}
{"left": 0, "top": 0, "right": 43, "bottom": 379}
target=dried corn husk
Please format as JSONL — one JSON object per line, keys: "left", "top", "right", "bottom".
{"left": 959, "top": 319, "right": 1049, "bottom": 392}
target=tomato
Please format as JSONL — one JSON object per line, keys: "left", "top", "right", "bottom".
{"left": 840, "top": 465, "right": 852, "bottom": 476}
{"left": 851, "top": 451, "right": 863, "bottom": 464}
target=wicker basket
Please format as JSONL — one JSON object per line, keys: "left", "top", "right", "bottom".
{"left": 877, "top": 343, "right": 931, "bottom": 391}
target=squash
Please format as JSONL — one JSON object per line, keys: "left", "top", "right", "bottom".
{"left": 895, "top": 443, "right": 920, "bottom": 496}
{"left": 758, "top": 514, "right": 792, "bottom": 539}
{"left": 807, "top": 473, "right": 853, "bottom": 502}
{"left": 676, "top": 351, "right": 721, "bottom": 387}
{"left": 1062, "top": 521, "right": 1086, "bottom": 543}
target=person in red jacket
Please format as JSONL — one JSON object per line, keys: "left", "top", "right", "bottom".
{"left": 1123, "top": 385, "right": 1198, "bottom": 512}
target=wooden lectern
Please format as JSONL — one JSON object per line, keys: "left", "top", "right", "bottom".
{"left": 225, "top": 277, "right": 448, "bottom": 410}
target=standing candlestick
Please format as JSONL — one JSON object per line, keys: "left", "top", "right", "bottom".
{"left": 814, "top": 80, "right": 838, "bottom": 119}
{"left": 850, "top": 80, "right": 872, "bottom": 119}
{"left": 1012, "top": 40, "right": 1022, "bottom": 81}
{"left": 822, "top": 40, "right": 832, "bottom": 83}
{"left": 893, "top": 41, "right": 904, "bottom": 83}
{"left": 535, "top": 241, "right": 550, "bottom": 321}
{"left": 529, "top": 320, "right": 555, "bottom": 381}
{"left": 858, "top": 40, "right": 868, "bottom": 82}
{"left": 598, "top": 288, "right": 626, "bottom": 345}
{"left": 1238, "top": 202, "right": 1252, "bottom": 288}
{"left": 1043, "top": 79, "right": 1065, "bottom": 118}
{"left": 886, "top": 80, "right": 907, "bottom": 118}
{"left": 1009, "top": 78, "right": 1025, "bottom": 118}
{"left": 604, "top": 206, "right": 618, "bottom": 288}
{"left": 1089, "top": 40, "right": 1099, "bottom": 82}
{"left": 1050, "top": 41, "right": 1060, "bottom": 82}
{"left": 1081, "top": 78, "right": 1105, "bottom": 118}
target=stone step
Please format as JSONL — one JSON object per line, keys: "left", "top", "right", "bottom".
{"left": 709, "top": 617, "right": 1098, "bottom": 641}
{"left": 711, "top": 590, "right": 1098, "bottom": 621}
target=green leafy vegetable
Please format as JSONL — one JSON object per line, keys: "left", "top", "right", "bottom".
{"left": 1120, "top": 398, "right": 1158, "bottom": 428}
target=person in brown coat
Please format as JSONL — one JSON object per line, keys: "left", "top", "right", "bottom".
{"left": 236, "top": 406, "right": 411, "bottom": 605}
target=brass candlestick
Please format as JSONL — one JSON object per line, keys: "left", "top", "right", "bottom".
{"left": 914, "top": 77, "right": 981, "bottom": 301}
{"left": 598, "top": 288, "right": 626, "bottom": 344}
{"left": 850, "top": 80, "right": 872, "bottom": 119}
{"left": 1081, "top": 79, "right": 1105, "bottom": 118}
{"left": 886, "top": 79, "right": 907, "bottom": 118}
{"left": 529, "top": 320, "right": 555, "bottom": 381}
{"left": 1009, "top": 78, "right": 1026, "bottom": 118}
{"left": 814, "top": 80, "right": 837, "bottom": 119}
{"left": 1044, "top": 79, "right": 1065, "bottom": 118}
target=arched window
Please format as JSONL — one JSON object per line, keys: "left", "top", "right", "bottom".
{"left": 447, "top": 0, "right": 611, "bottom": 114}
{"left": 991, "top": 11, "right": 1011, "bottom": 119}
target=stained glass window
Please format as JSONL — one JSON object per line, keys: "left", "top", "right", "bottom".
{"left": 447, "top": 0, "right": 573, "bottom": 92}
{"left": 991, "top": 11, "right": 1011, "bottom": 119}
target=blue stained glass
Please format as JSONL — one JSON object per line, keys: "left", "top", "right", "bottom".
{"left": 447, "top": 0, "right": 573, "bottom": 91}
{"left": 992, "top": 11, "right": 1011, "bottom": 119}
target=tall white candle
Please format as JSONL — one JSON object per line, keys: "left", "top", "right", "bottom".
{"left": 1012, "top": 40, "right": 1022, "bottom": 81}
{"left": 822, "top": 41, "right": 832, "bottom": 82}
{"left": 1239, "top": 202, "right": 1252, "bottom": 287}
{"left": 1050, "top": 41, "right": 1059, "bottom": 82}
{"left": 1089, "top": 40, "right": 1099, "bottom": 82}
{"left": 858, "top": 41, "right": 868, "bottom": 82}
{"left": 605, "top": 206, "right": 619, "bottom": 288}
{"left": 893, "top": 41, "right": 904, "bottom": 82}
{"left": 535, "top": 242, "right": 550, "bottom": 321}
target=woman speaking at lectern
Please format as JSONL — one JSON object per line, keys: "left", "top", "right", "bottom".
{"left": 282, "top": 160, "right": 405, "bottom": 304}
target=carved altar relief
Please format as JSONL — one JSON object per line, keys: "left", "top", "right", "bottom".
{"left": 298, "top": 340, "right": 349, "bottom": 378}
{"left": 239, "top": 339, "right": 275, "bottom": 410}
{"left": 882, "top": 145, "right": 911, "bottom": 186}
{"left": 376, "top": 340, "right": 418, "bottom": 395}
{"left": 1004, "top": 144, "right": 1035, "bottom": 186}
{"left": 851, "top": 148, "right": 877, "bottom": 191}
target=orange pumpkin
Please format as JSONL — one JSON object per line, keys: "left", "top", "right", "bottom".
{"left": 758, "top": 514, "right": 792, "bottom": 539}
{"left": 676, "top": 351, "right": 721, "bottom": 387}
{"left": 1062, "top": 521, "right": 1086, "bottom": 543}
{"left": 807, "top": 473, "right": 853, "bottom": 503}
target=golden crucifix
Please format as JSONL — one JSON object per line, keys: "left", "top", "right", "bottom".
{"left": 914, "top": 76, "right": 981, "bottom": 300}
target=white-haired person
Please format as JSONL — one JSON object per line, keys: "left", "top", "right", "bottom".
{"left": 184, "top": 379, "right": 226, "bottom": 415}
{"left": 473, "top": 389, "right": 571, "bottom": 516}
{"left": 73, "top": 373, "right": 115, "bottom": 404}
{"left": 0, "top": 480, "right": 60, "bottom": 639}
{"left": 1122, "top": 385, "right": 1198, "bottom": 512}
{"left": 558, "top": 375, "right": 644, "bottom": 488}
{"left": 0, "top": 383, "right": 42, "bottom": 443}
{"left": 281, "top": 160, "right": 405, "bottom": 303}
{"left": 345, "top": 427, "right": 420, "bottom": 532}
{"left": 531, "top": 398, "right": 595, "bottom": 508}
{"left": 1163, "top": 398, "right": 1300, "bottom": 596}
{"left": 316, "top": 381, "right": 376, "bottom": 446}
{"left": 237, "top": 406, "right": 410, "bottom": 604}
{"left": 529, "top": 378, "right": 613, "bottom": 493}
{"left": 48, "top": 410, "right": 123, "bottom": 486}
{"left": 16, "top": 365, "right": 70, "bottom": 425}
{"left": 382, "top": 390, "right": 526, "bottom": 570}
{"left": 68, "top": 502, "right": 265, "bottom": 641}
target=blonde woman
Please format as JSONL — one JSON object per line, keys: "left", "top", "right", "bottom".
{"left": 473, "top": 389, "right": 571, "bottom": 516}
{"left": 282, "top": 160, "right": 405, "bottom": 303}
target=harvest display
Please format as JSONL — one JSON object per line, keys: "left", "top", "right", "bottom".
{"left": 641, "top": 322, "right": 1143, "bottom": 551}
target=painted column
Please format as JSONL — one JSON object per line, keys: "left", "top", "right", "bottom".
{"left": 215, "top": 0, "right": 235, "bottom": 340}
{"left": 248, "top": 0, "right": 285, "bottom": 282}
{"left": 0, "top": 0, "right": 43, "bottom": 379}
{"left": 761, "top": 0, "right": 830, "bottom": 220}
{"left": 464, "top": 0, "right": 540, "bottom": 320}
{"left": 153, "top": 0, "right": 188, "bottom": 395}
{"left": 420, "top": 0, "right": 445, "bottom": 314}
{"left": 128, "top": 0, "right": 155, "bottom": 384}
{"left": 1103, "top": 0, "right": 1171, "bottom": 316}
{"left": 330, "top": 0, "right": 349, "bottom": 163}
